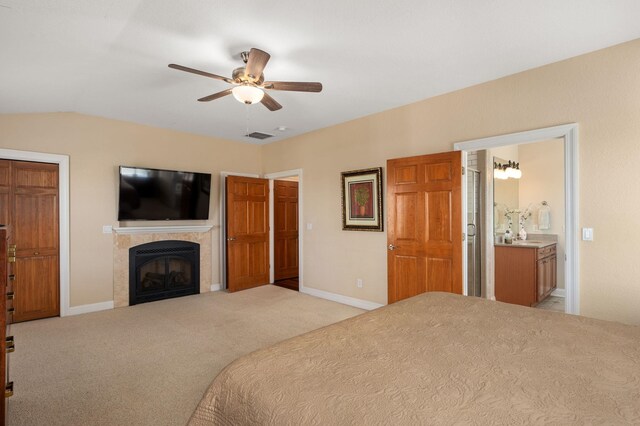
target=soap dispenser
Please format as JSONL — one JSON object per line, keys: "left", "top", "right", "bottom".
{"left": 504, "top": 229, "right": 513, "bottom": 244}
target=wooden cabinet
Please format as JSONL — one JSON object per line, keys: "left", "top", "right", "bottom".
{"left": 537, "top": 251, "right": 557, "bottom": 301}
{"left": 495, "top": 243, "right": 557, "bottom": 307}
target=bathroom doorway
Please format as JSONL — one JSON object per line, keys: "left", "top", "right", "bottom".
{"left": 490, "top": 139, "right": 565, "bottom": 311}
{"left": 455, "top": 124, "right": 579, "bottom": 315}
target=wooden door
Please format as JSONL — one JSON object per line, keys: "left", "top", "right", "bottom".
{"left": 0, "top": 161, "right": 9, "bottom": 227}
{"left": 387, "top": 151, "right": 462, "bottom": 303}
{"left": 11, "top": 161, "right": 59, "bottom": 322}
{"left": 0, "top": 227, "right": 8, "bottom": 422}
{"left": 274, "top": 180, "right": 298, "bottom": 281}
{"left": 226, "top": 176, "right": 270, "bottom": 292}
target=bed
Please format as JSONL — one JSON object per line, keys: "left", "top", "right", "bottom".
{"left": 189, "top": 292, "right": 640, "bottom": 425}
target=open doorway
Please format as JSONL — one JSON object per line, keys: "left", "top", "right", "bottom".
{"left": 455, "top": 124, "right": 579, "bottom": 315}
{"left": 265, "top": 169, "right": 303, "bottom": 292}
{"left": 469, "top": 139, "right": 565, "bottom": 311}
{"left": 220, "top": 170, "right": 303, "bottom": 293}
{"left": 272, "top": 177, "right": 299, "bottom": 291}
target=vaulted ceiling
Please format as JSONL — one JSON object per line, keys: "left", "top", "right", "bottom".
{"left": 2, "top": 1, "right": 640, "bottom": 143}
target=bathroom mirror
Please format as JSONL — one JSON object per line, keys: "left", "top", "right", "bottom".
{"left": 493, "top": 156, "right": 519, "bottom": 233}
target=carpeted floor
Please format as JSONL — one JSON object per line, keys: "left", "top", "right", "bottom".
{"left": 8, "top": 285, "right": 364, "bottom": 426}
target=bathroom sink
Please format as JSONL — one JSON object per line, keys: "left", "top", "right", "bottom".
{"left": 512, "top": 240, "right": 543, "bottom": 244}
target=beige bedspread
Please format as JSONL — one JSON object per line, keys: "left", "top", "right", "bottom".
{"left": 189, "top": 292, "right": 640, "bottom": 425}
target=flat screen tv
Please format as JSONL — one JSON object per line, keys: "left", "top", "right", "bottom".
{"left": 118, "top": 166, "right": 211, "bottom": 221}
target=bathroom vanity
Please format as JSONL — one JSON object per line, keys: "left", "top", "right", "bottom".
{"left": 495, "top": 241, "right": 557, "bottom": 307}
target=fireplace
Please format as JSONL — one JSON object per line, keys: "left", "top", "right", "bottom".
{"left": 129, "top": 240, "right": 200, "bottom": 305}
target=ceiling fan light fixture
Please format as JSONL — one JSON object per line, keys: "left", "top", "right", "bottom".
{"left": 232, "top": 85, "right": 264, "bottom": 105}
{"left": 169, "top": 47, "right": 319, "bottom": 111}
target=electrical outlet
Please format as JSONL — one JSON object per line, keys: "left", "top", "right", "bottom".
{"left": 102, "top": 225, "right": 113, "bottom": 234}
{"left": 356, "top": 278, "right": 363, "bottom": 288}
{"left": 582, "top": 227, "right": 594, "bottom": 241}
{"left": 306, "top": 223, "right": 313, "bottom": 230}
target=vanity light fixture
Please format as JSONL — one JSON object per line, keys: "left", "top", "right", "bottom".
{"left": 494, "top": 163, "right": 508, "bottom": 180}
{"left": 508, "top": 162, "right": 522, "bottom": 179}
{"left": 494, "top": 161, "right": 521, "bottom": 180}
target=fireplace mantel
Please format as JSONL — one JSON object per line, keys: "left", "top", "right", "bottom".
{"left": 113, "top": 225, "right": 213, "bottom": 235}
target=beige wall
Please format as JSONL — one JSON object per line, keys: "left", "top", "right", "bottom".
{"left": 0, "top": 113, "right": 262, "bottom": 306}
{"left": 518, "top": 138, "right": 565, "bottom": 289}
{"left": 2, "top": 39, "right": 640, "bottom": 325}
{"left": 262, "top": 38, "right": 640, "bottom": 325}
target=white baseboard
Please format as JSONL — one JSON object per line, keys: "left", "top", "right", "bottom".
{"left": 210, "top": 283, "right": 222, "bottom": 292}
{"left": 300, "top": 286, "right": 384, "bottom": 311}
{"left": 551, "top": 288, "right": 566, "bottom": 298}
{"left": 66, "top": 300, "right": 114, "bottom": 316}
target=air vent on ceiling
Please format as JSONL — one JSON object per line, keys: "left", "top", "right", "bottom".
{"left": 246, "top": 132, "right": 274, "bottom": 140}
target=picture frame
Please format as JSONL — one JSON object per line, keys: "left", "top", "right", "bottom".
{"left": 341, "top": 167, "right": 383, "bottom": 231}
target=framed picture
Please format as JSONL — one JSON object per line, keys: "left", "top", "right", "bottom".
{"left": 341, "top": 167, "right": 383, "bottom": 231}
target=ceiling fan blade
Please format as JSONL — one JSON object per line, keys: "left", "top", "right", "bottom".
{"left": 168, "top": 64, "right": 232, "bottom": 83}
{"left": 245, "top": 48, "right": 271, "bottom": 79}
{"left": 260, "top": 92, "right": 282, "bottom": 111}
{"left": 263, "top": 81, "right": 323, "bottom": 92}
{"left": 198, "top": 88, "right": 233, "bottom": 102}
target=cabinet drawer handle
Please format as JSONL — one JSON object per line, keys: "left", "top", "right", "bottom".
{"left": 8, "top": 256, "right": 15, "bottom": 263}
{"left": 5, "top": 382, "right": 13, "bottom": 398}
{"left": 34, "top": 251, "right": 39, "bottom": 255}
{"left": 8, "top": 274, "right": 15, "bottom": 281}
{"left": 6, "top": 292, "right": 14, "bottom": 300}
{"left": 7, "top": 307, "right": 14, "bottom": 316}
{"left": 5, "top": 336, "right": 14, "bottom": 353}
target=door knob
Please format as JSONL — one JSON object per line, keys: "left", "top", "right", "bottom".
{"left": 388, "top": 244, "right": 396, "bottom": 251}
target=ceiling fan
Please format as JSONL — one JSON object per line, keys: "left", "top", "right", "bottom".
{"left": 168, "top": 48, "right": 323, "bottom": 111}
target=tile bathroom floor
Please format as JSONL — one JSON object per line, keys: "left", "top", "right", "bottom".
{"left": 536, "top": 296, "right": 565, "bottom": 313}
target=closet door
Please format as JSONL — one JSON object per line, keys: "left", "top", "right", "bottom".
{"left": 11, "top": 161, "right": 60, "bottom": 322}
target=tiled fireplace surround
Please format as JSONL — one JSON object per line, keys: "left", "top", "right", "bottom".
{"left": 113, "top": 227, "right": 213, "bottom": 308}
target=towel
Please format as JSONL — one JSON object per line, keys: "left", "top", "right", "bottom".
{"left": 538, "top": 205, "right": 551, "bottom": 230}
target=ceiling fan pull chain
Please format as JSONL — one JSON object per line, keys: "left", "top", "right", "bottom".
{"left": 245, "top": 103, "right": 250, "bottom": 137}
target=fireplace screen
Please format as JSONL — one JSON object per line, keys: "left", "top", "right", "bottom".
{"left": 129, "top": 240, "right": 200, "bottom": 305}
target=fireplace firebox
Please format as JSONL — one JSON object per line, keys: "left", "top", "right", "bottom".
{"left": 129, "top": 240, "right": 200, "bottom": 305}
